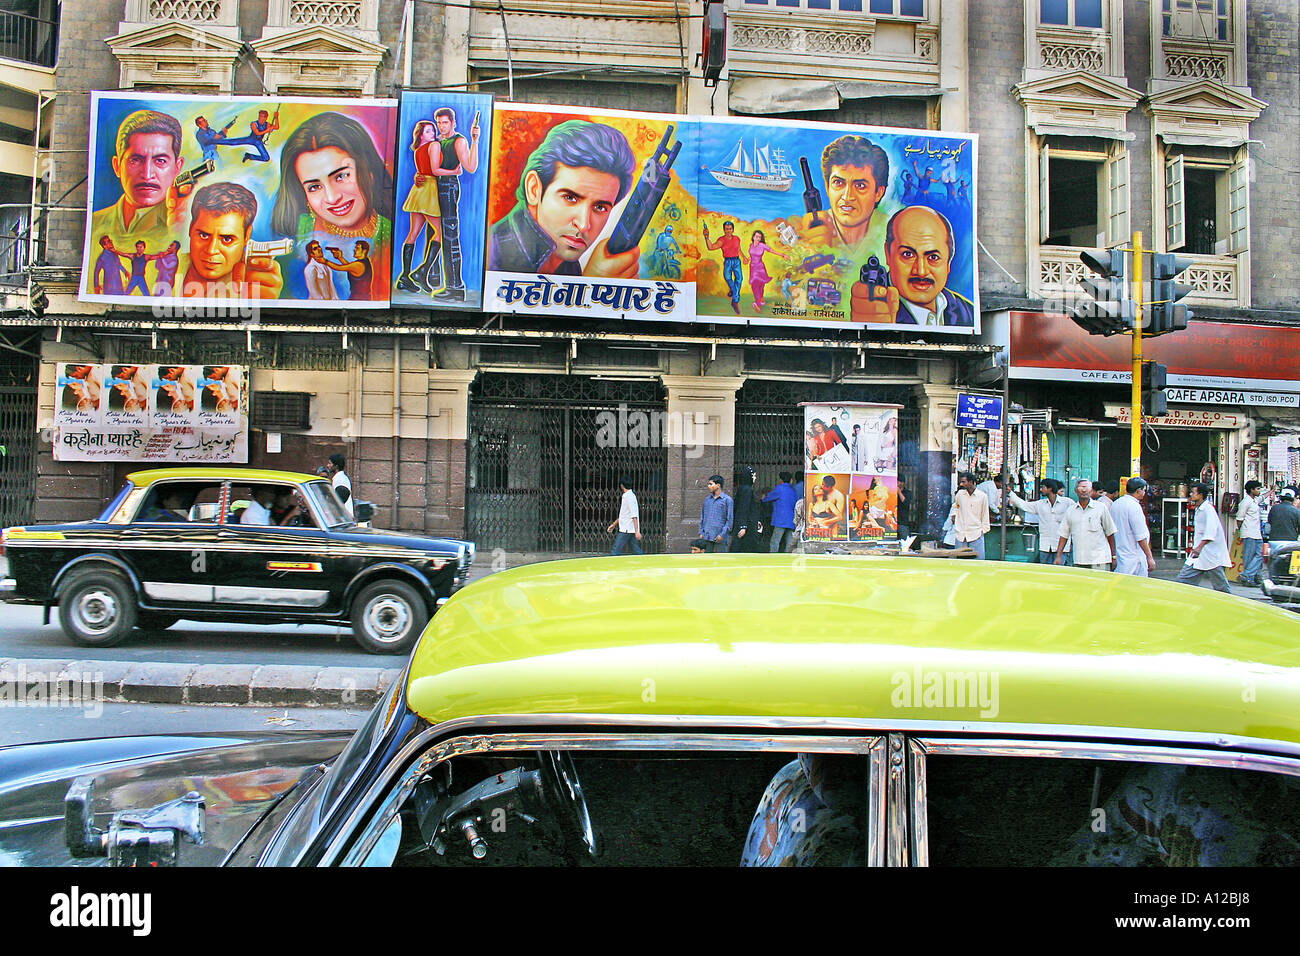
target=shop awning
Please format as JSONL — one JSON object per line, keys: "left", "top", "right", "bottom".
{"left": 728, "top": 76, "right": 945, "bottom": 115}
{"left": 1030, "top": 123, "right": 1136, "bottom": 142}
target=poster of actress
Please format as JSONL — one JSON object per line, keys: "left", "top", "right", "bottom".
{"left": 391, "top": 91, "right": 493, "bottom": 310}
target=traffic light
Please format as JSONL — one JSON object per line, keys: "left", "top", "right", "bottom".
{"left": 1070, "top": 248, "right": 1133, "bottom": 336}
{"left": 701, "top": 0, "right": 726, "bottom": 87}
{"left": 1148, "top": 253, "right": 1193, "bottom": 337}
{"left": 1141, "top": 361, "right": 1168, "bottom": 417}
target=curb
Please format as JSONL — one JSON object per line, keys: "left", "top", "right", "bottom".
{"left": 0, "top": 658, "right": 401, "bottom": 709}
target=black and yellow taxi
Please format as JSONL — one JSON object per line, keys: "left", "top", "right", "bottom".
{"left": 0, "top": 467, "right": 474, "bottom": 654}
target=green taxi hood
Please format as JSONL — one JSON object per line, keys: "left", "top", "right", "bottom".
{"left": 405, "top": 555, "right": 1300, "bottom": 750}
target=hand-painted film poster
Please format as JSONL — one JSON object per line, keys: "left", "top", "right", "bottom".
{"left": 391, "top": 92, "right": 492, "bottom": 310}
{"left": 80, "top": 92, "right": 397, "bottom": 310}
{"left": 484, "top": 102, "right": 698, "bottom": 324}
{"left": 54, "top": 363, "right": 248, "bottom": 463}
{"left": 801, "top": 402, "right": 901, "bottom": 544}
{"left": 697, "top": 119, "right": 977, "bottom": 333}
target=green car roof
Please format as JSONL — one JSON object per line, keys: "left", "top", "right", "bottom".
{"left": 405, "top": 555, "right": 1300, "bottom": 752}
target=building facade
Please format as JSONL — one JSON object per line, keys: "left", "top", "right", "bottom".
{"left": 2, "top": 0, "right": 1295, "bottom": 553}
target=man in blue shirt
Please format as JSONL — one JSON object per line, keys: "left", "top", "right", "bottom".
{"left": 763, "top": 471, "right": 798, "bottom": 553}
{"left": 698, "top": 474, "right": 733, "bottom": 552}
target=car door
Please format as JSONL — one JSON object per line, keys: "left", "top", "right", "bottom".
{"left": 125, "top": 479, "right": 228, "bottom": 608}
{"left": 319, "top": 728, "right": 887, "bottom": 868}
{"left": 211, "top": 481, "right": 339, "bottom": 613}
{"left": 901, "top": 735, "right": 1300, "bottom": 866}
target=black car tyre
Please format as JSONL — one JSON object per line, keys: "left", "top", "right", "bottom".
{"left": 351, "top": 579, "right": 428, "bottom": 655}
{"left": 58, "top": 569, "right": 138, "bottom": 648}
{"left": 137, "top": 613, "right": 181, "bottom": 631}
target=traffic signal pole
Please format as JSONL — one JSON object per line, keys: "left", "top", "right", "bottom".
{"left": 1130, "top": 231, "right": 1143, "bottom": 477}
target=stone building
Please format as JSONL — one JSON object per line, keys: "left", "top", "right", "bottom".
{"left": 2, "top": 1, "right": 1296, "bottom": 553}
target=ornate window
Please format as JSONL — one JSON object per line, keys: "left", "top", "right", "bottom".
{"left": 1151, "top": 0, "right": 1245, "bottom": 89}
{"left": 742, "top": 0, "right": 925, "bottom": 14}
{"left": 1025, "top": 0, "right": 1123, "bottom": 79}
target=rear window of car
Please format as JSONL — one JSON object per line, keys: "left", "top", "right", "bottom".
{"left": 97, "top": 483, "right": 134, "bottom": 521}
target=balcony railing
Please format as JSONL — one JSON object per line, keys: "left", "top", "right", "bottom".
{"left": 0, "top": 9, "right": 58, "bottom": 68}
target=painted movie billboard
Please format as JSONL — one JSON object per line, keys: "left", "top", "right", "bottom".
{"left": 80, "top": 92, "right": 397, "bottom": 309}
{"left": 802, "top": 402, "right": 901, "bottom": 545}
{"left": 391, "top": 91, "right": 493, "bottom": 310}
{"left": 484, "top": 103, "right": 977, "bottom": 333}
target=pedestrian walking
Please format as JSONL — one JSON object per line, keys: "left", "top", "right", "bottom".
{"left": 698, "top": 474, "right": 733, "bottom": 553}
{"left": 1055, "top": 479, "right": 1116, "bottom": 571}
{"left": 949, "top": 472, "right": 990, "bottom": 559}
{"left": 1235, "top": 480, "right": 1264, "bottom": 586}
{"left": 763, "top": 471, "right": 799, "bottom": 553}
{"left": 607, "top": 476, "right": 643, "bottom": 555}
{"left": 1112, "top": 477, "right": 1156, "bottom": 577}
{"left": 1007, "top": 478, "right": 1073, "bottom": 565}
{"left": 1268, "top": 487, "right": 1300, "bottom": 543}
{"left": 325, "top": 452, "right": 353, "bottom": 517}
{"left": 731, "top": 466, "right": 760, "bottom": 553}
{"left": 1176, "top": 482, "right": 1233, "bottom": 592}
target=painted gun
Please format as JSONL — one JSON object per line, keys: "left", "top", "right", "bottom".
{"left": 800, "top": 156, "right": 823, "bottom": 228}
{"left": 859, "top": 256, "right": 891, "bottom": 301}
{"left": 172, "top": 157, "right": 216, "bottom": 197}
{"left": 606, "top": 125, "right": 682, "bottom": 256}
{"left": 245, "top": 238, "right": 293, "bottom": 260}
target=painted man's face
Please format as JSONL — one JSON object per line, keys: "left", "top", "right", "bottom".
{"left": 886, "top": 207, "right": 952, "bottom": 310}
{"left": 435, "top": 114, "right": 454, "bottom": 138}
{"left": 525, "top": 163, "right": 621, "bottom": 264}
{"left": 294, "top": 146, "right": 368, "bottom": 231}
{"left": 826, "top": 163, "right": 885, "bottom": 232}
{"left": 188, "top": 209, "right": 249, "bottom": 281}
{"left": 112, "top": 132, "right": 183, "bottom": 209}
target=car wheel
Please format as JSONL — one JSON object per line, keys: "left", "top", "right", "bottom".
{"left": 137, "top": 613, "right": 180, "bottom": 631}
{"left": 58, "top": 570, "right": 138, "bottom": 647}
{"left": 351, "top": 580, "right": 428, "bottom": 655}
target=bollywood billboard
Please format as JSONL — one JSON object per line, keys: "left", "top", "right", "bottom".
{"left": 54, "top": 363, "right": 248, "bottom": 462}
{"left": 802, "top": 403, "right": 901, "bottom": 545}
{"left": 391, "top": 92, "right": 493, "bottom": 310}
{"left": 484, "top": 102, "right": 698, "bottom": 323}
{"left": 80, "top": 92, "right": 397, "bottom": 309}
{"left": 697, "top": 118, "right": 977, "bottom": 332}
{"left": 483, "top": 103, "right": 977, "bottom": 332}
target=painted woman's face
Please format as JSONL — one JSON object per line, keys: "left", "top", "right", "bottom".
{"left": 294, "top": 146, "right": 368, "bottom": 230}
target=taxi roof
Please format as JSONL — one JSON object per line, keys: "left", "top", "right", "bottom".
{"left": 126, "top": 467, "right": 325, "bottom": 486}
{"left": 405, "top": 554, "right": 1300, "bottom": 752}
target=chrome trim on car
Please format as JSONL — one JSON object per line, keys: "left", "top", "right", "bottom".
{"left": 143, "top": 582, "right": 214, "bottom": 602}
{"left": 296, "top": 710, "right": 1300, "bottom": 867}
{"left": 867, "top": 735, "right": 887, "bottom": 867}
{"left": 215, "top": 586, "right": 331, "bottom": 607}
{"left": 885, "top": 733, "right": 908, "bottom": 866}
{"left": 327, "top": 730, "right": 883, "bottom": 868}
{"left": 907, "top": 738, "right": 928, "bottom": 867}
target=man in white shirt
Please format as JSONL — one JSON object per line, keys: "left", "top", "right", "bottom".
{"left": 1056, "top": 478, "right": 1116, "bottom": 571}
{"left": 1091, "top": 479, "right": 1115, "bottom": 512}
{"left": 1006, "top": 477, "right": 1073, "bottom": 565}
{"left": 949, "top": 472, "right": 990, "bottom": 559}
{"left": 327, "top": 452, "right": 353, "bottom": 517}
{"left": 1176, "top": 482, "right": 1232, "bottom": 592}
{"left": 1235, "top": 480, "right": 1264, "bottom": 587}
{"left": 1112, "top": 477, "right": 1157, "bottom": 577}
{"left": 239, "top": 485, "right": 275, "bottom": 526}
{"left": 607, "top": 476, "right": 643, "bottom": 555}
{"left": 975, "top": 474, "right": 1002, "bottom": 520}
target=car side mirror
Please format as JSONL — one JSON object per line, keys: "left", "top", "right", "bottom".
{"left": 354, "top": 500, "right": 374, "bottom": 522}
{"left": 65, "top": 775, "right": 205, "bottom": 866}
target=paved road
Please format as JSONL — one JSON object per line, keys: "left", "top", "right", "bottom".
{"left": 0, "top": 701, "right": 368, "bottom": 746}
{"left": 0, "top": 604, "right": 373, "bottom": 666}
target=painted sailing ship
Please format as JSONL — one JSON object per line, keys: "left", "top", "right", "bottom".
{"left": 709, "top": 140, "right": 795, "bottom": 191}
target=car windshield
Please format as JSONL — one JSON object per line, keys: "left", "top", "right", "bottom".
{"left": 97, "top": 482, "right": 134, "bottom": 521}
{"left": 304, "top": 480, "right": 353, "bottom": 529}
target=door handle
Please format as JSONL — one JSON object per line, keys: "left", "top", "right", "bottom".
{"left": 121, "top": 530, "right": 143, "bottom": 537}
{"left": 217, "top": 530, "right": 239, "bottom": 538}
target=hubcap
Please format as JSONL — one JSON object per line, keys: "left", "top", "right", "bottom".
{"left": 75, "top": 588, "right": 119, "bottom": 634}
{"left": 365, "top": 596, "right": 411, "bottom": 643}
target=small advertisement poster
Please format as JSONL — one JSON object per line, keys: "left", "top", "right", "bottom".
{"left": 80, "top": 92, "right": 397, "bottom": 309}
{"left": 801, "top": 402, "right": 901, "bottom": 545}
{"left": 54, "top": 363, "right": 247, "bottom": 463}
{"left": 391, "top": 91, "right": 493, "bottom": 310}
{"left": 484, "top": 102, "right": 698, "bottom": 324}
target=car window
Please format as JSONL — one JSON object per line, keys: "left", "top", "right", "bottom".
{"left": 303, "top": 480, "right": 352, "bottom": 529}
{"left": 226, "top": 483, "right": 306, "bottom": 527}
{"left": 351, "top": 745, "right": 874, "bottom": 868}
{"left": 134, "top": 482, "right": 223, "bottom": 524}
{"left": 98, "top": 482, "right": 134, "bottom": 521}
{"left": 922, "top": 754, "right": 1300, "bottom": 867}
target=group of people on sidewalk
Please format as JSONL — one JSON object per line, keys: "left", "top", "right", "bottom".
{"left": 946, "top": 471, "right": 1300, "bottom": 592}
